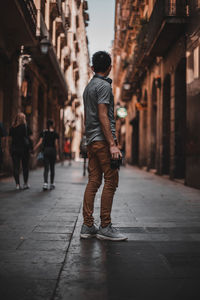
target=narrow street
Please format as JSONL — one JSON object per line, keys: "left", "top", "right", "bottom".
{"left": 0, "top": 163, "right": 200, "bottom": 300}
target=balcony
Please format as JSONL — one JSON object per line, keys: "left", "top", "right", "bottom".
{"left": 32, "top": 10, "right": 68, "bottom": 99}
{"left": 0, "top": 0, "right": 37, "bottom": 47}
{"left": 146, "top": 0, "right": 188, "bottom": 57}
{"left": 84, "top": 12, "right": 89, "bottom": 22}
{"left": 36, "top": 9, "right": 49, "bottom": 38}
{"left": 57, "top": 0, "right": 63, "bottom": 15}
{"left": 83, "top": 1, "right": 88, "bottom": 10}
{"left": 132, "top": 22, "right": 149, "bottom": 74}
{"left": 65, "top": 5, "right": 71, "bottom": 27}
{"left": 58, "top": 0, "right": 67, "bottom": 33}
{"left": 128, "top": 0, "right": 188, "bottom": 86}
{"left": 20, "top": 0, "right": 37, "bottom": 34}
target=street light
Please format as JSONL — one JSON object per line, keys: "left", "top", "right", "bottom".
{"left": 123, "top": 82, "right": 132, "bottom": 90}
{"left": 117, "top": 107, "right": 128, "bottom": 118}
{"left": 40, "top": 37, "right": 51, "bottom": 54}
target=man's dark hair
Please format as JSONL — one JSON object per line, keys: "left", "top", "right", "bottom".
{"left": 47, "top": 119, "right": 54, "bottom": 130}
{"left": 92, "top": 51, "right": 111, "bottom": 73}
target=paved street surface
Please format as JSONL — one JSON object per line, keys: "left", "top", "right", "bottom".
{"left": 1, "top": 162, "right": 200, "bottom": 300}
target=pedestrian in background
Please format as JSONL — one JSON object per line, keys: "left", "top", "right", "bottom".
{"left": 9, "top": 113, "right": 32, "bottom": 190}
{"left": 34, "top": 119, "right": 59, "bottom": 190}
{"left": 80, "top": 51, "right": 127, "bottom": 241}
{"left": 0, "top": 122, "right": 7, "bottom": 172}
{"left": 63, "top": 137, "right": 71, "bottom": 165}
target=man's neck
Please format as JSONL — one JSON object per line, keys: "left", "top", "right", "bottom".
{"left": 95, "top": 72, "right": 109, "bottom": 78}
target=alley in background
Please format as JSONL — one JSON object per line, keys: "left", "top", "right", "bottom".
{"left": 0, "top": 0, "right": 90, "bottom": 175}
{"left": 1, "top": 163, "right": 200, "bottom": 300}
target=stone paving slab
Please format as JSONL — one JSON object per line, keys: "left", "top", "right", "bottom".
{"left": 0, "top": 278, "right": 57, "bottom": 300}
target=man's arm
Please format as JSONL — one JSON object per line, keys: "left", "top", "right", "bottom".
{"left": 98, "top": 103, "right": 122, "bottom": 160}
{"left": 33, "top": 138, "right": 43, "bottom": 152}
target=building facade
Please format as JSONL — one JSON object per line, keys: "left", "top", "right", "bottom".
{"left": 0, "top": 0, "right": 90, "bottom": 174}
{"left": 63, "top": 0, "right": 90, "bottom": 160}
{"left": 186, "top": 1, "right": 200, "bottom": 188}
{"left": 113, "top": 0, "right": 200, "bottom": 189}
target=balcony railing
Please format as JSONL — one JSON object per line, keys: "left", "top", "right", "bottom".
{"left": 128, "top": 0, "right": 188, "bottom": 93}
{"left": 146, "top": 0, "right": 188, "bottom": 52}
{"left": 57, "top": 0, "right": 62, "bottom": 14}
{"left": 57, "top": 0, "right": 66, "bottom": 29}
{"left": 131, "top": 22, "right": 148, "bottom": 77}
{"left": 36, "top": 9, "right": 49, "bottom": 38}
{"left": 132, "top": 0, "right": 187, "bottom": 71}
{"left": 20, "top": 0, "right": 37, "bottom": 33}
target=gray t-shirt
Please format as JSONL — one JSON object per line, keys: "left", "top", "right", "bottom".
{"left": 83, "top": 75, "right": 116, "bottom": 145}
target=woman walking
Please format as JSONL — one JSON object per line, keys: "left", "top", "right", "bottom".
{"left": 9, "top": 112, "right": 32, "bottom": 190}
{"left": 34, "top": 120, "right": 59, "bottom": 190}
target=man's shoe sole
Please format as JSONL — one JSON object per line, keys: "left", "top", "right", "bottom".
{"left": 80, "top": 233, "right": 96, "bottom": 239}
{"left": 96, "top": 234, "right": 128, "bottom": 241}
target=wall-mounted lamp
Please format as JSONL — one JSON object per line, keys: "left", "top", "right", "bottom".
{"left": 155, "top": 76, "right": 161, "bottom": 89}
{"left": 123, "top": 82, "right": 131, "bottom": 90}
{"left": 40, "top": 37, "right": 51, "bottom": 54}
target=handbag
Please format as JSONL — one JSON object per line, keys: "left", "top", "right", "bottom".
{"left": 37, "top": 151, "right": 44, "bottom": 161}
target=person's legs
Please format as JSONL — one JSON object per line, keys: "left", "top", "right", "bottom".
{"left": 12, "top": 152, "right": 21, "bottom": 185}
{"left": 94, "top": 142, "right": 119, "bottom": 228}
{"left": 22, "top": 152, "right": 29, "bottom": 184}
{"left": 49, "top": 157, "right": 56, "bottom": 184}
{"left": 43, "top": 154, "right": 50, "bottom": 183}
{"left": 92, "top": 143, "right": 127, "bottom": 241}
{"left": 81, "top": 141, "right": 126, "bottom": 241}
{"left": 83, "top": 143, "right": 102, "bottom": 227}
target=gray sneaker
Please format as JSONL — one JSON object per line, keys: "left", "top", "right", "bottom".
{"left": 43, "top": 183, "right": 48, "bottom": 191}
{"left": 80, "top": 224, "right": 98, "bottom": 239}
{"left": 23, "top": 183, "right": 30, "bottom": 190}
{"left": 96, "top": 223, "right": 128, "bottom": 241}
{"left": 50, "top": 183, "right": 55, "bottom": 190}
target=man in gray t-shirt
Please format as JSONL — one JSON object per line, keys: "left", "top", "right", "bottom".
{"left": 83, "top": 74, "right": 116, "bottom": 145}
{"left": 80, "top": 51, "right": 127, "bottom": 241}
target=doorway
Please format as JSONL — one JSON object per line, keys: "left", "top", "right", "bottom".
{"left": 150, "top": 79, "right": 157, "bottom": 169}
{"left": 131, "top": 114, "right": 139, "bottom": 165}
{"left": 174, "top": 57, "right": 186, "bottom": 178}
{"left": 162, "top": 74, "right": 171, "bottom": 174}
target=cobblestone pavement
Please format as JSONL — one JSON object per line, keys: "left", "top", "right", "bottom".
{"left": 1, "top": 162, "right": 200, "bottom": 300}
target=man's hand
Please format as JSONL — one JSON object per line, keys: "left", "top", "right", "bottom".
{"left": 110, "top": 144, "right": 122, "bottom": 160}
{"left": 98, "top": 104, "right": 121, "bottom": 159}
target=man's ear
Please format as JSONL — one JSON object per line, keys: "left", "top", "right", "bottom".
{"left": 105, "top": 65, "right": 112, "bottom": 76}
